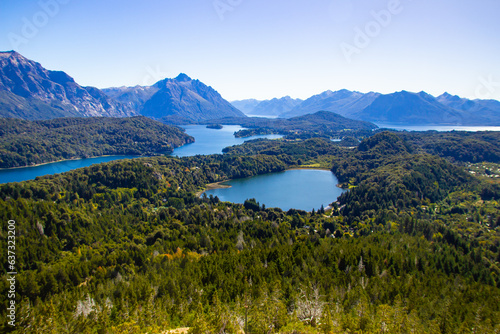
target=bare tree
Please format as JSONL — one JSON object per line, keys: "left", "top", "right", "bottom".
{"left": 295, "top": 285, "right": 324, "bottom": 327}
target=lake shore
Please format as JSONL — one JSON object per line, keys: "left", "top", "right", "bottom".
{"left": 197, "top": 167, "right": 345, "bottom": 198}
{"left": 196, "top": 181, "right": 232, "bottom": 197}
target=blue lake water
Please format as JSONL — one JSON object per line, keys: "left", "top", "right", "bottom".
{"left": 204, "top": 169, "right": 344, "bottom": 212}
{"left": 171, "top": 125, "right": 282, "bottom": 157}
{"left": 375, "top": 123, "right": 500, "bottom": 132}
{"left": 0, "top": 156, "right": 138, "bottom": 184}
{"left": 0, "top": 125, "right": 282, "bottom": 184}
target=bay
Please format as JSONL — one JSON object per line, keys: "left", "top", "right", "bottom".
{"left": 204, "top": 169, "right": 345, "bottom": 212}
{"left": 0, "top": 125, "right": 282, "bottom": 184}
{"left": 0, "top": 156, "right": 139, "bottom": 184}
{"left": 172, "top": 125, "right": 282, "bottom": 157}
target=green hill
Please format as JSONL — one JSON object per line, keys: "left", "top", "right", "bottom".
{"left": 0, "top": 116, "right": 193, "bottom": 168}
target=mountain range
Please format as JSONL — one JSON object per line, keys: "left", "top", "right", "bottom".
{"left": 1, "top": 51, "right": 499, "bottom": 126}
{"left": 234, "top": 90, "right": 500, "bottom": 126}
{"left": 0, "top": 51, "right": 245, "bottom": 122}
{"left": 231, "top": 96, "right": 303, "bottom": 117}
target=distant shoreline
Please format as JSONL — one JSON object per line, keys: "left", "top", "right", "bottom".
{"left": 0, "top": 155, "right": 143, "bottom": 171}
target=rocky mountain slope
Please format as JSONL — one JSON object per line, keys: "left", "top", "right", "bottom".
{"left": 0, "top": 51, "right": 134, "bottom": 119}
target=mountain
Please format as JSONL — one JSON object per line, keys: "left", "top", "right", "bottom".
{"left": 230, "top": 99, "right": 262, "bottom": 115}
{"left": 279, "top": 89, "right": 500, "bottom": 125}
{"left": 232, "top": 96, "right": 303, "bottom": 117}
{"left": 0, "top": 52, "right": 244, "bottom": 123}
{"left": 280, "top": 90, "right": 380, "bottom": 119}
{"left": 437, "top": 92, "right": 500, "bottom": 124}
{"left": 136, "top": 73, "right": 246, "bottom": 123}
{"left": 352, "top": 91, "right": 468, "bottom": 125}
{"left": 0, "top": 51, "right": 134, "bottom": 120}
{"left": 104, "top": 74, "right": 246, "bottom": 123}
{"left": 251, "top": 96, "right": 303, "bottom": 117}
{"left": 102, "top": 85, "right": 159, "bottom": 112}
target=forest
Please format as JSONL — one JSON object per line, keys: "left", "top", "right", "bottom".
{"left": 212, "top": 111, "right": 377, "bottom": 141}
{"left": 0, "top": 130, "right": 499, "bottom": 333}
{"left": 0, "top": 117, "right": 193, "bottom": 168}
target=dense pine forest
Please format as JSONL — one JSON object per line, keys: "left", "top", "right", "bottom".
{"left": 0, "top": 131, "right": 499, "bottom": 333}
{"left": 0, "top": 117, "right": 193, "bottom": 168}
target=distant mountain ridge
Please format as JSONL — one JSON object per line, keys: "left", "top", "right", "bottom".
{"left": 280, "top": 90, "right": 380, "bottom": 119}
{"left": 232, "top": 96, "right": 303, "bottom": 117}
{"left": 277, "top": 89, "right": 500, "bottom": 126}
{"left": 352, "top": 91, "right": 466, "bottom": 125}
{"left": 230, "top": 99, "right": 261, "bottom": 115}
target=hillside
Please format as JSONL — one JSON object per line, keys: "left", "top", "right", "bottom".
{"left": 0, "top": 51, "right": 134, "bottom": 120}
{"left": 0, "top": 116, "right": 193, "bottom": 168}
{"left": 214, "top": 110, "right": 378, "bottom": 140}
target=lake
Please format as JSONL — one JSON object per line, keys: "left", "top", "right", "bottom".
{"left": 0, "top": 125, "right": 282, "bottom": 184}
{"left": 171, "top": 125, "right": 282, "bottom": 157}
{"left": 204, "top": 169, "right": 344, "bottom": 211}
{"left": 0, "top": 156, "right": 139, "bottom": 184}
{"left": 375, "top": 123, "right": 500, "bottom": 132}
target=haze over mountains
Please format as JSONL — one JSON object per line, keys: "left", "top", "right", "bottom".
{"left": 234, "top": 90, "right": 500, "bottom": 126}
{"left": 231, "top": 96, "right": 303, "bottom": 117}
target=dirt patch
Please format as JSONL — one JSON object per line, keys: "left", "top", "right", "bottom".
{"left": 163, "top": 328, "right": 190, "bottom": 334}
{"left": 196, "top": 181, "right": 232, "bottom": 197}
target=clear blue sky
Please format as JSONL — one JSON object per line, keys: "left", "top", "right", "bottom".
{"left": 1, "top": 0, "right": 499, "bottom": 101}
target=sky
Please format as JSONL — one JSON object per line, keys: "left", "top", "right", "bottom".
{"left": 1, "top": 0, "right": 499, "bottom": 102}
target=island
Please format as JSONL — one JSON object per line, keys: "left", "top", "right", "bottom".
{"left": 206, "top": 124, "right": 224, "bottom": 130}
